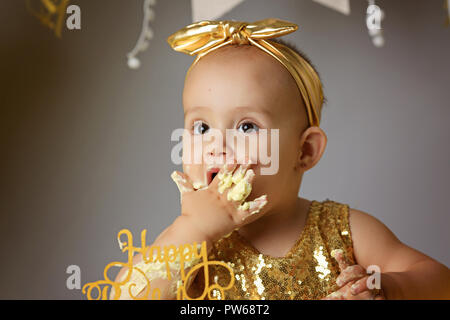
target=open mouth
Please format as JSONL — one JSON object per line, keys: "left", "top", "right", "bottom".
{"left": 207, "top": 168, "right": 221, "bottom": 185}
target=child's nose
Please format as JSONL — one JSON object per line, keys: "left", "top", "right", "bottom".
{"left": 206, "top": 148, "right": 235, "bottom": 166}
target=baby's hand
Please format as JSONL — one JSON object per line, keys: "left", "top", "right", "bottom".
{"left": 321, "top": 249, "right": 385, "bottom": 300}
{"left": 170, "top": 162, "right": 268, "bottom": 243}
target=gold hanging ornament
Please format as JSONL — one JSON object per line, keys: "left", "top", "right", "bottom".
{"left": 26, "top": 0, "right": 70, "bottom": 38}
{"left": 445, "top": 0, "right": 449, "bottom": 26}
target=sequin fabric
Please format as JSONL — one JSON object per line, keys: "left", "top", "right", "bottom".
{"left": 186, "top": 199, "right": 355, "bottom": 300}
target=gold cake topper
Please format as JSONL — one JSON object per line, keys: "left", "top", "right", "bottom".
{"left": 82, "top": 229, "right": 235, "bottom": 300}
{"left": 26, "top": 0, "right": 70, "bottom": 38}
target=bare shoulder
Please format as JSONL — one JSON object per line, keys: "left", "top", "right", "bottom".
{"left": 348, "top": 208, "right": 433, "bottom": 272}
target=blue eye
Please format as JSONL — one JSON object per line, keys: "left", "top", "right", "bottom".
{"left": 192, "top": 121, "right": 210, "bottom": 135}
{"left": 238, "top": 121, "right": 259, "bottom": 134}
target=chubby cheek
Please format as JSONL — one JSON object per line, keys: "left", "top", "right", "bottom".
{"left": 249, "top": 143, "right": 295, "bottom": 207}
{"left": 247, "top": 166, "right": 278, "bottom": 205}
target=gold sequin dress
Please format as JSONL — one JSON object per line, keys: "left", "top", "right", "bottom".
{"left": 187, "top": 199, "right": 356, "bottom": 300}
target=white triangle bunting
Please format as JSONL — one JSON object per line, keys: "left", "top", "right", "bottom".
{"left": 191, "top": 0, "right": 246, "bottom": 22}
{"left": 313, "top": 0, "right": 351, "bottom": 15}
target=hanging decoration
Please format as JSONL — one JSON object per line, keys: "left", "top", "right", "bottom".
{"left": 190, "top": 0, "right": 350, "bottom": 21}
{"left": 366, "top": 0, "right": 385, "bottom": 47}
{"left": 312, "top": 0, "right": 350, "bottom": 15}
{"left": 25, "top": 1, "right": 449, "bottom": 67}
{"left": 445, "top": 0, "right": 450, "bottom": 26}
{"left": 191, "top": 0, "right": 246, "bottom": 22}
{"left": 26, "top": 0, "right": 70, "bottom": 38}
{"left": 126, "top": 0, "right": 157, "bottom": 69}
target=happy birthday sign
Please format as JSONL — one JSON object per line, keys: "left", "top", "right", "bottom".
{"left": 82, "top": 229, "right": 235, "bottom": 300}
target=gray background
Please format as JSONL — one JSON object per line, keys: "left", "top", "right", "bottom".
{"left": 0, "top": 0, "right": 448, "bottom": 299}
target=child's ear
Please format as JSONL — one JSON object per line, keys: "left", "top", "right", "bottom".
{"left": 297, "top": 126, "right": 327, "bottom": 171}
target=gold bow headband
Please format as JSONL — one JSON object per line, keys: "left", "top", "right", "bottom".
{"left": 167, "top": 18, "right": 323, "bottom": 127}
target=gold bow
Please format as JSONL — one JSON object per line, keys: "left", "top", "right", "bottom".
{"left": 167, "top": 18, "right": 323, "bottom": 127}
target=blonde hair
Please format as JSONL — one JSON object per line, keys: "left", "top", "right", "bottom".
{"left": 269, "top": 38, "right": 326, "bottom": 124}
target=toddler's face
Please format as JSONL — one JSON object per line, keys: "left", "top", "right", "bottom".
{"left": 181, "top": 45, "right": 309, "bottom": 210}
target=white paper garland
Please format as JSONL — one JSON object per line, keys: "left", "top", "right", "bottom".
{"left": 366, "top": 0, "right": 385, "bottom": 47}
{"left": 127, "top": 0, "right": 156, "bottom": 69}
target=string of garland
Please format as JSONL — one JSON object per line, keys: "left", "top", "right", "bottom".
{"left": 127, "top": 0, "right": 157, "bottom": 69}
{"left": 25, "top": 0, "right": 448, "bottom": 69}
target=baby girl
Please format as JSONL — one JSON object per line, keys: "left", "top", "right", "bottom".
{"left": 112, "top": 18, "right": 449, "bottom": 300}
